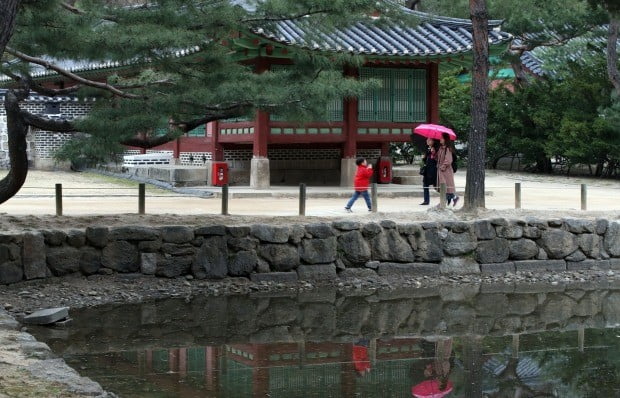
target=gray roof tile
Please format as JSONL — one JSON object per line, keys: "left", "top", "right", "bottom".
{"left": 253, "top": 11, "right": 511, "bottom": 57}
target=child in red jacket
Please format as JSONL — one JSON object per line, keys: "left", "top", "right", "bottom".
{"left": 345, "top": 157, "right": 374, "bottom": 212}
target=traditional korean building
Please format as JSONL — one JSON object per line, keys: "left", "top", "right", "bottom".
{"left": 0, "top": 9, "right": 512, "bottom": 188}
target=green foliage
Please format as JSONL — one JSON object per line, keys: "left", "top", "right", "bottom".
{"left": 487, "top": 58, "right": 620, "bottom": 175}
{"left": 2, "top": 0, "right": 405, "bottom": 163}
{"left": 389, "top": 142, "right": 417, "bottom": 164}
{"left": 439, "top": 74, "right": 471, "bottom": 143}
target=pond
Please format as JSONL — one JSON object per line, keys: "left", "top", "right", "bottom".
{"left": 28, "top": 282, "right": 620, "bottom": 397}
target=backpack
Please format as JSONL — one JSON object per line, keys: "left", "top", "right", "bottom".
{"left": 452, "top": 150, "right": 458, "bottom": 173}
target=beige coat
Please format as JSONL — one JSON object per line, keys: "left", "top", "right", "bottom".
{"left": 437, "top": 146, "right": 456, "bottom": 194}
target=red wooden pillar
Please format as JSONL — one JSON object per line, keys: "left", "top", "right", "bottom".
{"left": 207, "top": 121, "right": 223, "bottom": 161}
{"left": 252, "top": 345, "right": 270, "bottom": 397}
{"left": 169, "top": 349, "right": 179, "bottom": 372}
{"left": 173, "top": 138, "right": 181, "bottom": 162}
{"left": 340, "top": 343, "right": 356, "bottom": 397}
{"left": 253, "top": 111, "right": 269, "bottom": 157}
{"left": 205, "top": 346, "right": 215, "bottom": 389}
{"left": 380, "top": 142, "right": 390, "bottom": 156}
{"left": 428, "top": 63, "right": 440, "bottom": 124}
{"left": 253, "top": 59, "right": 270, "bottom": 158}
{"left": 178, "top": 348, "right": 187, "bottom": 377}
{"left": 343, "top": 67, "right": 359, "bottom": 158}
{"left": 145, "top": 350, "right": 153, "bottom": 372}
{"left": 341, "top": 66, "right": 359, "bottom": 186}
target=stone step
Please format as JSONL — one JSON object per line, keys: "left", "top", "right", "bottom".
{"left": 392, "top": 175, "right": 423, "bottom": 185}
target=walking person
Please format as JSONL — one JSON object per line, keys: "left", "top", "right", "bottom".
{"left": 437, "top": 132, "right": 459, "bottom": 206}
{"left": 345, "top": 157, "right": 374, "bottom": 212}
{"left": 420, "top": 138, "right": 439, "bottom": 205}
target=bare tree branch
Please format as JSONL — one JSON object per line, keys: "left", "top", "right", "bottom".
{"left": 5, "top": 47, "right": 144, "bottom": 99}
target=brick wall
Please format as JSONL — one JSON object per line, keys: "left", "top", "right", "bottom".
{"left": 356, "top": 149, "right": 382, "bottom": 161}
{"left": 268, "top": 148, "right": 341, "bottom": 160}
{"left": 180, "top": 151, "right": 212, "bottom": 165}
{"left": 223, "top": 149, "right": 253, "bottom": 161}
{"left": 0, "top": 97, "right": 93, "bottom": 168}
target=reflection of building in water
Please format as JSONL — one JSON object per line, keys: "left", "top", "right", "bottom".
{"left": 94, "top": 339, "right": 425, "bottom": 397}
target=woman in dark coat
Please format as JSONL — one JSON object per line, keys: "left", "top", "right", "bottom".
{"left": 420, "top": 138, "right": 438, "bottom": 205}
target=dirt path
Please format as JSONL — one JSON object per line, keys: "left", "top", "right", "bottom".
{"left": 0, "top": 169, "right": 619, "bottom": 231}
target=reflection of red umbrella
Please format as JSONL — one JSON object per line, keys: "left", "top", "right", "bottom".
{"left": 411, "top": 379, "right": 454, "bottom": 398}
{"left": 414, "top": 124, "right": 457, "bottom": 141}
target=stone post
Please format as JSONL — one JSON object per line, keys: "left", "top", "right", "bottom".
{"left": 250, "top": 156, "right": 270, "bottom": 189}
{"left": 340, "top": 157, "right": 356, "bottom": 187}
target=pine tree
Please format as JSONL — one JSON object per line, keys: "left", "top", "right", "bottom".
{"left": 0, "top": 0, "right": 406, "bottom": 204}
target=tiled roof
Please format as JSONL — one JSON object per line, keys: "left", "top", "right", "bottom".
{"left": 519, "top": 25, "right": 617, "bottom": 77}
{"left": 252, "top": 10, "right": 512, "bottom": 58}
{"left": 520, "top": 51, "right": 545, "bottom": 76}
{"left": 0, "top": 47, "right": 201, "bottom": 82}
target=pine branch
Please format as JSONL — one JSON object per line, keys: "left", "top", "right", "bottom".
{"left": 21, "top": 111, "right": 78, "bottom": 132}
{"left": 61, "top": 1, "right": 84, "bottom": 15}
{"left": 9, "top": 73, "right": 84, "bottom": 96}
{"left": 120, "top": 132, "right": 181, "bottom": 149}
{"left": 115, "top": 79, "right": 175, "bottom": 89}
{"left": 607, "top": 17, "right": 620, "bottom": 94}
{"left": 242, "top": 9, "right": 335, "bottom": 23}
{"left": 5, "top": 47, "right": 144, "bottom": 99}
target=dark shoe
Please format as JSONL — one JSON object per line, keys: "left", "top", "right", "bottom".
{"left": 453, "top": 196, "right": 460, "bottom": 207}
{"left": 419, "top": 202, "right": 430, "bottom": 205}
{"left": 345, "top": 207, "right": 352, "bottom": 213}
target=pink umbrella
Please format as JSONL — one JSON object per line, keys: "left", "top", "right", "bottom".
{"left": 411, "top": 379, "right": 454, "bottom": 398}
{"left": 413, "top": 124, "right": 457, "bottom": 141}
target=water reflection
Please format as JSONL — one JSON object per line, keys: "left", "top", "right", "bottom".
{"left": 57, "top": 330, "right": 620, "bottom": 397}
{"left": 26, "top": 283, "right": 620, "bottom": 397}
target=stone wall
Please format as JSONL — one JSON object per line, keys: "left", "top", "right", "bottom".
{"left": 1, "top": 218, "right": 619, "bottom": 285}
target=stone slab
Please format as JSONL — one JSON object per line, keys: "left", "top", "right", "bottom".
{"left": 23, "top": 307, "right": 69, "bottom": 325}
{"left": 480, "top": 262, "right": 515, "bottom": 274}
{"left": 514, "top": 260, "right": 566, "bottom": 272}
{"left": 297, "top": 264, "right": 337, "bottom": 281}
{"left": 566, "top": 259, "right": 609, "bottom": 271}
{"left": 377, "top": 262, "right": 440, "bottom": 277}
{"left": 250, "top": 272, "right": 298, "bottom": 283}
{"left": 339, "top": 268, "right": 378, "bottom": 279}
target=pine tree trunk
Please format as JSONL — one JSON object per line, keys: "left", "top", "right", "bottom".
{"left": 0, "top": 91, "right": 30, "bottom": 205}
{"left": 464, "top": 0, "right": 489, "bottom": 210}
{"left": 0, "top": 0, "right": 19, "bottom": 54}
{"left": 607, "top": 16, "right": 620, "bottom": 95}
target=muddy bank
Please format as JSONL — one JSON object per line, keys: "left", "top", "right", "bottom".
{"left": 3, "top": 267, "right": 620, "bottom": 317}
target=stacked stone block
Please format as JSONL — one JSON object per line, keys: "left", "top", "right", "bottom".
{"left": 1, "top": 218, "right": 619, "bottom": 285}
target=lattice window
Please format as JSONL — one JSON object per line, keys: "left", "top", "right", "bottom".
{"left": 359, "top": 67, "right": 426, "bottom": 122}
{"left": 270, "top": 65, "right": 343, "bottom": 122}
